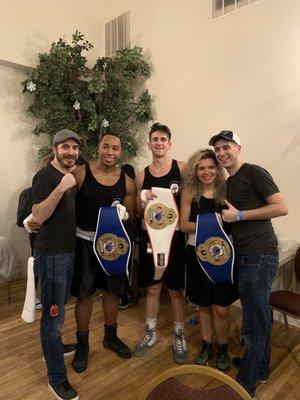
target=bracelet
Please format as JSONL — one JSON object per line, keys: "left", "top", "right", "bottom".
{"left": 237, "top": 210, "right": 244, "bottom": 221}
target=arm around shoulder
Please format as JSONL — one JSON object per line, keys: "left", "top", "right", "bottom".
{"left": 177, "top": 160, "right": 186, "bottom": 173}
{"left": 135, "top": 170, "right": 145, "bottom": 217}
{"left": 72, "top": 164, "right": 85, "bottom": 189}
{"left": 179, "top": 188, "right": 195, "bottom": 234}
{"left": 123, "top": 175, "right": 137, "bottom": 220}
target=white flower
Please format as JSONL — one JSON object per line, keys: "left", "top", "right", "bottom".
{"left": 128, "top": 141, "right": 132, "bottom": 146}
{"left": 101, "top": 119, "right": 109, "bottom": 128}
{"left": 26, "top": 81, "right": 36, "bottom": 92}
{"left": 73, "top": 101, "right": 81, "bottom": 110}
{"left": 103, "top": 62, "right": 107, "bottom": 70}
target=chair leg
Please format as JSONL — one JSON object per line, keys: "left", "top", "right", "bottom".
{"left": 283, "top": 313, "right": 289, "bottom": 329}
{"left": 270, "top": 309, "right": 274, "bottom": 323}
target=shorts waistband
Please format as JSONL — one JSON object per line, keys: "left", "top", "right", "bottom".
{"left": 76, "top": 227, "right": 95, "bottom": 242}
{"left": 187, "top": 233, "right": 195, "bottom": 246}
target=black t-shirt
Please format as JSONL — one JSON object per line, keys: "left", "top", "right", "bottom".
{"left": 32, "top": 164, "right": 76, "bottom": 252}
{"left": 226, "top": 163, "right": 279, "bottom": 255}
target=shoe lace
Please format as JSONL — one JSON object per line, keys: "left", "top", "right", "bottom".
{"left": 139, "top": 328, "right": 154, "bottom": 347}
{"left": 174, "top": 331, "right": 186, "bottom": 354}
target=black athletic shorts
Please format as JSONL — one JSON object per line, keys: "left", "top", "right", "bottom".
{"left": 137, "top": 229, "right": 186, "bottom": 290}
{"left": 186, "top": 245, "right": 239, "bottom": 307}
{"left": 70, "top": 237, "right": 128, "bottom": 298}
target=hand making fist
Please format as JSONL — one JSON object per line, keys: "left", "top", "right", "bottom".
{"left": 59, "top": 173, "right": 76, "bottom": 192}
{"left": 140, "top": 189, "right": 157, "bottom": 209}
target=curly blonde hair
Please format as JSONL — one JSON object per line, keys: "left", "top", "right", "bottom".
{"left": 182, "top": 148, "right": 226, "bottom": 205}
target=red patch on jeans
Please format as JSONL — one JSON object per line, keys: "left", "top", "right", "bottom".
{"left": 50, "top": 304, "right": 59, "bottom": 317}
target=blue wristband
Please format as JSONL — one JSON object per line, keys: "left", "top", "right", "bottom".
{"left": 238, "top": 210, "right": 244, "bottom": 221}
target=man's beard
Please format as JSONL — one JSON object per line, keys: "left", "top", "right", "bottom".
{"left": 56, "top": 153, "right": 77, "bottom": 168}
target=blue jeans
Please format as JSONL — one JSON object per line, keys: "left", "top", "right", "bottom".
{"left": 34, "top": 250, "right": 74, "bottom": 384}
{"left": 236, "top": 253, "right": 278, "bottom": 397}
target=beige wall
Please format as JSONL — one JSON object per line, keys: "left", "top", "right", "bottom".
{"left": 0, "top": 0, "right": 105, "bottom": 67}
{"left": 101, "top": 0, "right": 300, "bottom": 242}
{"left": 1, "top": 0, "right": 300, "bottom": 277}
{"left": 0, "top": 0, "right": 105, "bottom": 276}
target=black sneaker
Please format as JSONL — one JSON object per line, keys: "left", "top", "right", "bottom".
{"left": 258, "top": 377, "right": 269, "bottom": 384}
{"left": 63, "top": 343, "right": 77, "bottom": 357}
{"left": 48, "top": 380, "right": 79, "bottom": 400}
{"left": 42, "top": 343, "right": 77, "bottom": 363}
{"left": 195, "top": 341, "right": 213, "bottom": 366}
{"left": 103, "top": 335, "right": 132, "bottom": 358}
{"left": 118, "top": 296, "right": 133, "bottom": 310}
{"left": 232, "top": 356, "right": 242, "bottom": 368}
{"left": 217, "top": 351, "right": 229, "bottom": 371}
{"left": 72, "top": 331, "right": 89, "bottom": 373}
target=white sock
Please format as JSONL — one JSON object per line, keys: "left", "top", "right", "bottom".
{"left": 146, "top": 318, "right": 157, "bottom": 330}
{"left": 174, "top": 321, "right": 184, "bottom": 334}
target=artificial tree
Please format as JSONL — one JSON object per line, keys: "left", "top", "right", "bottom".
{"left": 22, "top": 31, "right": 153, "bottom": 161}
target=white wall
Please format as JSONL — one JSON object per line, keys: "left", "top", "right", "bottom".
{"left": 101, "top": 0, "right": 300, "bottom": 243}
{"left": 0, "top": 0, "right": 106, "bottom": 276}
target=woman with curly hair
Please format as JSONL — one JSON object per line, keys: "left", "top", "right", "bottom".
{"left": 180, "top": 148, "right": 238, "bottom": 372}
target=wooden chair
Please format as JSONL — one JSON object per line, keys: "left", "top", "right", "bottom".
{"left": 269, "top": 246, "right": 300, "bottom": 328}
{"left": 139, "top": 365, "right": 253, "bottom": 400}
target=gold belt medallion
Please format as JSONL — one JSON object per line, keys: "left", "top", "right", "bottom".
{"left": 196, "top": 237, "right": 231, "bottom": 266}
{"left": 96, "top": 233, "right": 129, "bottom": 261}
{"left": 145, "top": 203, "right": 177, "bottom": 230}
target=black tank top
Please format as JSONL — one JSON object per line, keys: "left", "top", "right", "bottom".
{"left": 76, "top": 164, "right": 126, "bottom": 231}
{"left": 190, "top": 196, "right": 229, "bottom": 233}
{"left": 142, "top": 159, "right": 182, "bottom": 207}
{"left": 189, "top": 196, "right": 223, "bottom": 222}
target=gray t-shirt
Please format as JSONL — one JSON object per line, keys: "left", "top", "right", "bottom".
{"left": 226, "top": 163, "right": 279, "bottom": 255}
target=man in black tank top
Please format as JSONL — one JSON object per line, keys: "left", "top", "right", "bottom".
{"left": 70, "top": 134, "right": 136, "bottom": 373}
{"left": 133, "top": 123, "right": 188, "bottom": 364}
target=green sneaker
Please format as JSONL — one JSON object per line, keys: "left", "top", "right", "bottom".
{"left": 217, "top": 344, "right": 229, "bottom": 372}
{"left": 195, "top": 341, "right": 213, "bottom": 365}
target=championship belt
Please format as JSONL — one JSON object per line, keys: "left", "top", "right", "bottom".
{"left": 195, "top": 212, "right": 235, "bottom": 284}
{"left": 93, "top": 207, "right": 131, "bottom": 277}
{"left": 144, "top": 187, "right": 178, "bottom": 280}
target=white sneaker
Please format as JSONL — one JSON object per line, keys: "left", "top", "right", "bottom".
{"left": 133, "top": 325, "right": 156, "bottom": 357}
{"left": 35, "top": 297, "right": 42, "bottom": 310}
{"left": 173, "top": 329, "right": 188, "bottom": 364}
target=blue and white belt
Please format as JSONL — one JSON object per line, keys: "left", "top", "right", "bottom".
{"left": 195, "top": 212, "right": 235, "bottom": 284}
{"left": 93, "top": 207, "right": 131, "bottom": 278}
